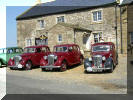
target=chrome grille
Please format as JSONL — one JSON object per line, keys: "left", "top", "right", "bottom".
{"left": 93, "top": 55, "right": 102, "bottom": 68}
{"left": 14, "top": 56, "right": 20, "bottom": 66}
{"left": 48, "top": 55, "right": 54, "bottom": 65}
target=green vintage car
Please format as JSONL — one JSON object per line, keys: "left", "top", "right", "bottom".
{"left": 0, "top": 47, "right": 23, "bottom": 67}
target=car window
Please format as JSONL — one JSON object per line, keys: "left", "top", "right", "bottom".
{"left": 54, "top": 46, "right": 68, "bottom": 52}
{"left": 36, "top": 48, "right": 41, "bottom": 53}
{"left": 47, "top": 48, "right": 50, "bottom": 52}
{"left": 7, "top": 49, "right": 13, "bottom": 54}
{"left": 0, "top": 49, "right": 3, "bottom": 53}
{"left": 3, "top": 49, "right": 7, "bottom": 53}
{"left": 15, "top": 48, "right": 23, "bottom": 53}
{"left": 68, "top": 46, "right": 73, "bottom": 52}
{"left": 42, "top": 47, "right": 47, "bottom": 53}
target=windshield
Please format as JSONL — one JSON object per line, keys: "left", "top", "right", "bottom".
{"left": 92, "top": 45, "right": 110, "bottom": 52}
{"left": 24, "top": 48, "right": 35, "bottom": 53}
{"left": 54, "top": 46, "right": 68, "bottom": 52}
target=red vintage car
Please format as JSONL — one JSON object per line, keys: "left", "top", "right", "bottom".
{"left": 40, "top": 44, "right": 84, "bottom": 71}
{"left": 84, "top": 42, "right": 118, "bottom": 73}
{"left": 8, "top": 45, "right": 50, "bottom": 70}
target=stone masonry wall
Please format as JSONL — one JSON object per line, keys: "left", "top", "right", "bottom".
{"left": 17, "top": 5, "right": 123, "bottom": 53}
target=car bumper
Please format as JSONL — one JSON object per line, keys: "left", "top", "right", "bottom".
{"left": 85, "top": 67, "right": 111, "bottom": 72}
{"left": 9, "top": 64, "right": 23, "bottom": 69}
{"left": 40, "top": 65, "right": 61, "bottom": 70}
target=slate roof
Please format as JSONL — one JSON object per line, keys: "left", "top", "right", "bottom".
{"left": 49, "top": 22, "right": 92, "bottom": 32}
{"left": 121, "top": 0, "right": 133, "bottom": 5}
{"left": 16, "top": 0, "right": 116, "bottom": 20}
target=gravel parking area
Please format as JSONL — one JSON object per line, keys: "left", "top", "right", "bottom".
{"left": 6, "top": 54, "right": 127, "bottom": 94}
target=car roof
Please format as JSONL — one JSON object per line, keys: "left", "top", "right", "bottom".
{"left": 54, "top": 44, "right": 78, "bottom": 47}
{"left": 25, "top": 45, "right": 49, "bottom": 48}
{"left": 92, "top": 42, "right": 115, "bottom": 46}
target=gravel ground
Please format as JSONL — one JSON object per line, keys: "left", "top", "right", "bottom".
{"left": 6, "top": 54, "right": 127, "bottom": 94}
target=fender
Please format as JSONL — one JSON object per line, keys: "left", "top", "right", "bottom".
{"left": 84, "top": 58, "right": 92, "bottom": 68}
{"left": 55, "top": 56, "right": 68, "bottom": 66}
{"left": 0, "top": 58, "right": 6, "bottom": 65}
{"left": 104, "top": 57, "right": 113, "bottom": 68}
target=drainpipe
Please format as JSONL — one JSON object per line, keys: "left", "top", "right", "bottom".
{"left": 74, "top": 29, "right": 76, "bottom": 44}
{"left": 120, "top": 6, "right": 123, "bottom": 54}
{"left": 115, "top": 4, "right": 118, "bottom": 54}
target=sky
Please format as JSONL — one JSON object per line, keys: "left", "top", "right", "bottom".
{"left": 0, "top": 0, "right": 51, "bottom": 48}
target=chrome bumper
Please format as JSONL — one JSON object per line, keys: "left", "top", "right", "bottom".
{"left": 40, "top": 65, "right": 61, "bottom": 69}
{"left": 9, "top": 64, "right": 23, "bottom": 69}
{"left": 86, "top": 67, "right": 111, "bottom": 72}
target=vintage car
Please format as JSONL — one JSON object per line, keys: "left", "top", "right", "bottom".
{"left": 40, "top": 44, "right": 84, "bottom": 71}
{"left": 84, "top": 42, "right": 118, "bottom": 73}
{"left": 8, "top": 45, "right": 50, "bottom": 70}
{"left": 0, "top": 47, "right": 23, "bottom": 67}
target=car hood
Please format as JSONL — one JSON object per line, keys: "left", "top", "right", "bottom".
{"left": 91, "top": 52, "right": 110, "bottom": 58}
{"left": 20, "top": 53, "right": 34, "bottom": 57}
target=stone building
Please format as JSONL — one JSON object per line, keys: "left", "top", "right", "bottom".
{"left": 16, "top": 0, "right": 133, "bottom": 54}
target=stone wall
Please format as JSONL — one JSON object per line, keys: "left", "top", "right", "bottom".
{"left": 17, "top": 5, "right": 124, "bottom": 53}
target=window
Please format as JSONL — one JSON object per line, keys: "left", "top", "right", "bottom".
{"left": 38, "top": 20, "right": 45, "bottom": 28}
{"left": 26, "top": 39, "right": 32, "bottom": 46}
{"left": 92, "top": 10, "right": 102, "bottom": 21}
{"left": 57, "top": 16, "right": 65, "bottom": 23}
{"left": 130, "top": 32, "right": 133, "bottom": 44}
{"left": 15, "top": 48, "right": 23, "bottom": 53}
{"left": 93, "top": 32, "right": 102, "bottom": 43}
{"left": 7, "top": 49, "right": 13, "bottom": 54}
{"left": 58, "top": 34, "right": 62, "bottom": 42}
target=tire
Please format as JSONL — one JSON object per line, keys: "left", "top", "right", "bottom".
{"left": 60, "top": 61, "right": 67, "bottom": 72}
{"left": 80, "top": 56, "right": 84, "bottom": 65}
{"left": 41, "top": 68, "right": 45, "bottom": 71}
{"left": 25, "top": 61, "right": 32, "bottom": 70}
{"left": 108, "top": 62, "right": 114, "bottom": 73}
{"left": 10, "top": 67, "right": 14, "bottom": 70}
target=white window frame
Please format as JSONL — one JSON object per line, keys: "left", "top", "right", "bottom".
{"left": 37, "top": 20, "right": 45, "bottom": 29}
{"left": 93, "top": 32, "right": 102, "bottom": 43}
{"left": 130, "top": 32, "right": 133, "bottom": 44}
{"left": 26, "top": 39, "right": 32, "bottom": 46}
{"left": 92, "top": 10, "right": 102, "bottom": 22}
{"left": 58, "top": 34, "right": 63, "bottom": 42}
{"left": 56, "top": 16, "right": 65, "bottom": 23}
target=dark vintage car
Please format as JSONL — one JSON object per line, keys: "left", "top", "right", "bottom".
{"left": 8, "top": 45, "right": 50, "bottom": 70}
{"left": 84, "top": 42, "right": 118, "bottom": 73}
{"left": 40, "top": 44, "right": 84, "bottom": 71}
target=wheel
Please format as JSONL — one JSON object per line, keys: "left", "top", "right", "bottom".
{"left": 80, "top": 56, "right": 84, "bottom": 65}
{"left": 60, "top": 61, "right": 67, "bottom": 72}
{"left": 0, "top": 61, "right": 1, "bottom": 67}
{"left": 41, "top": 68, "right": 45, "bottom": 71}
{"left": 25, "top": 61, "right": 32, "bottom": 70}
{"left": 10, "top": 67, "right": 14, "bottom": 70}
{"left": 108, "top": 63, "right": 114, "bottom": 73}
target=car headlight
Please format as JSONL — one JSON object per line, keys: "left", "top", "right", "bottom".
{"left": 102, "top": 56, "right": 106, "bottom": 61}
{"left": 89, "top": 57, "right": 92, "bottom": 61}
{"left": 44, "top": 56, "right": 48, "bottom": 60}
{"left": 54, "top": 56, "right": 58, "bottom": 60}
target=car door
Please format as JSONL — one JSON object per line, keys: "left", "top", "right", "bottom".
{"left": 33, "top": 47, "right": 43, "bottom": 65}
{"left": 67, "top": 46, "right": 76, "bottom": 65}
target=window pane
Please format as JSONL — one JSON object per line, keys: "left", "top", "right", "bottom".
{"left": 57, "top": 16, "right": 65, "bottom": 23}
{"left": 131, "top": 32, "right": 133, "bottom": 44}
{"left": 93, "top": 12, "right": 97, "bottom": 21}
{"left": 58, "top": 34, "right": 62, "bottom": 42}
{"left": 98, "top": 11, "right": 102, "bottom": 20}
